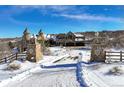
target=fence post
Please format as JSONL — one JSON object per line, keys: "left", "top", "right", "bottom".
{"left": 104, "top": 51, "right": 106, "bottom": 61}
{"left": 5, "top": 57, "right": 7, "bottom": 63}
{"left": 16, "top": 53, "right": 18, "bottom": 60}
{"left": 120, "top": 51, "right": 122, "bottom": 62}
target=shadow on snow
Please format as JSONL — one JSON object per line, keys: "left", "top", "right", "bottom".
{"left": 41, "top": 63, "right": 77, "bottom": 69}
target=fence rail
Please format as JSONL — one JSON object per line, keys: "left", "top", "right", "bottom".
{"left": 0, "top": 53, "right": 26, "bottom": 64}
{"left": 105, "top": 51, "right": 124, "bottom": 62}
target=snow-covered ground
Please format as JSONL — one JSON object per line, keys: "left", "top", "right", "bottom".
{"left": 81, "top": 62, "right": 124, "bottom": 87}
{"left": 0, "top": 60, "right": 38, "bottom": 81}
{"left": 0, "top": 46, "right": 90, "bottom": 87}
{"left": 0, "top": 47, "right": 70, "bottom": 85}
{"left": 4, "top": 46, "right": 123, "bottom": 87}
{"left": 2, "top": 43, "right": 124, "bottom": 87}
{"left": 69, "top": 48, "right": 91, "bottom": 62}
{"left": 5, "top": 66, "right": 80, "bottom": 87}
{"left": 47, "top": 47, "right": 124, "bottom": 87}
{"left": 0, "top": 55, "right": 65, "bottom": 82}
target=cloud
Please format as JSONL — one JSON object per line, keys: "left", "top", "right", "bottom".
{"left": 13, "top": 5, "right": 77, "bottom": 13}
{"left": 39, "top": 5, "right": 75, "bottom": 11}
{"left": 54, "top": 14, "right": 124, "bottom": 22}
{"left": 1, "top": 5, "right": 123, "bottom": 25}
{"left": 13, "top": 5, "right": 90, "bottom": 15}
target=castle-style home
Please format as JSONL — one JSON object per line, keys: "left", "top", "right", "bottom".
{"left": 55, "top": 31, "right": 85, "bottom": 46}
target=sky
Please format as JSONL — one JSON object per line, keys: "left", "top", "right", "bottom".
{"left": 0, "top": 5, "right": 124, "bottom": 38}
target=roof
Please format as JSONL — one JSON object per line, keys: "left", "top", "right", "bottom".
{"left": 56, "top": 34, "right": 66, "bottom": 38}
{"left": 75, "top": 38, "right": 84, "bottom": 41}
{"left": 38, "top": 29, "right": 44, "bottom": 35}
{"left": 73, "top": 33, "right": 84, "bottom": 37}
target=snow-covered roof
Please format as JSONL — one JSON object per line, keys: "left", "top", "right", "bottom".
{"left": 75, "top": 38, "right": 84, "bottom": 41}
{"left": 74, "top": 33, "right": 84, "bottom": 37}
{"left": 45, "top": 34, "right": 56, "bottom": 41}
{"left": 46, "top": 34, "right": 51, "bottom": 39}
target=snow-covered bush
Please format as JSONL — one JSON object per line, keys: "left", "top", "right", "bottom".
{"left": 6, "top": 60, "right": 21, "bottom": 70}
{"left": 107, "top": 66, "right": 123, "bottom": 75}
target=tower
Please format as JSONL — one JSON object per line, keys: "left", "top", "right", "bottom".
{"left": 37, "top": 29, "right": 45, "bottom": 41}
{"left": 22, "top": 28, "right": 31, "bottom": 41}
{"left": 21, "top": 28, "right": 31, "bottom": 52}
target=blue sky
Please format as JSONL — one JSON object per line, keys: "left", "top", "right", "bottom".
{"left": 0, "top": 5, "right": 124, "bottom": 38}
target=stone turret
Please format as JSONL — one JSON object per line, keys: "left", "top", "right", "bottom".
{"left": 23, "top": 28, "right": 31, "bottom": 41}
{"left": 38, "top": 29, "right": 43, "bottom": 35}
{"left": 37, "top": 29, "right": 45, "bottom": 41}
{"left": 21, "top": 28, "right": 31, "bottom": 52}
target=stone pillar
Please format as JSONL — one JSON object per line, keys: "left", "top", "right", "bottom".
{"left": 90, "top": 32, "right": 107, "bottom": 62}
{"left": 27, "top": 43, "right": 43, "bottom": 62}
{"left": 90, "top": 44, "right": 106, "bottom": 62}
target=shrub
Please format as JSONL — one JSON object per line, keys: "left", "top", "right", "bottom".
{"left": 108, "top": 66, "right": 123, "bottom": 75}
{"left": 7, "top": 62, "right": 21, "bottom": 70}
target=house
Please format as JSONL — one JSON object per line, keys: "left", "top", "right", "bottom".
{"left": 56, "top": 33, "right": 66, "bottom": 46}
{"left": 46, "top": 34, "right": 57, "bottom": 46}
{"left": 55, "top": 31, "right": 85, "bottom": 46}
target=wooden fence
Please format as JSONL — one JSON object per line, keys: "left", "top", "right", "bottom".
{"left": 105, "top": 51, "right": 124, "bottom": 62}
{"left": 0, "top": 52, "right": 26, "bottom": 64}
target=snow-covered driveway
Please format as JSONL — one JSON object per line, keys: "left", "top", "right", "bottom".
{"left": 3, "top": 47, "right": 90, "bottom": 87}
{"left": 5, "top": 64, "right": 80, "bottom": 87}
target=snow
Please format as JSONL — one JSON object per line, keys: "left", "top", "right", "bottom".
{"left": 105, "top": 48, "right": 124, "bottom": 52}
{"left": 1, "top": 47, "right": 91, "bottom": 87}
{"left": 75, "top": 38, "right": 84, "bottom": 41}
{"left": 93, "top": 63, "right": 124, "bottom": 87}
{"left": 0, "top": 61, "right": 36, "bottom": 80}
{"left": 5, "top": 67, "right": 80, "bottom": 87}
{"left": 46, "top": 34, "right": 56, "bottom": 40}
{"left": 0, "top": 46, "right": 81, "bottom": 87}
{"left": 69, "top": 49, "right": 91, "bottom": 62}
{"left": 0, "top": 47, "right": 70, "bottom": 86}
{"left": 4, "top": 60, "right": 79, "bottom": 87}
{"left": 81, "top": 62, "right": 124, "bottom": 87}
{"left": 44, "top": 47, "right": 124, "bottom": 87}
{"left": 81, "top": 64, "right": 108, "bottom": 87}
{"left": 4, "top": 46, "right": 122, "bottom": 87}
{"left": 73, "top": 33, "right": 84, "bottom": 37}
{"left": 76, "top": 47, "right": 124, "bottom": 87}
{"left": 0, "top": 61, "right": 39, "bottom": 87}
